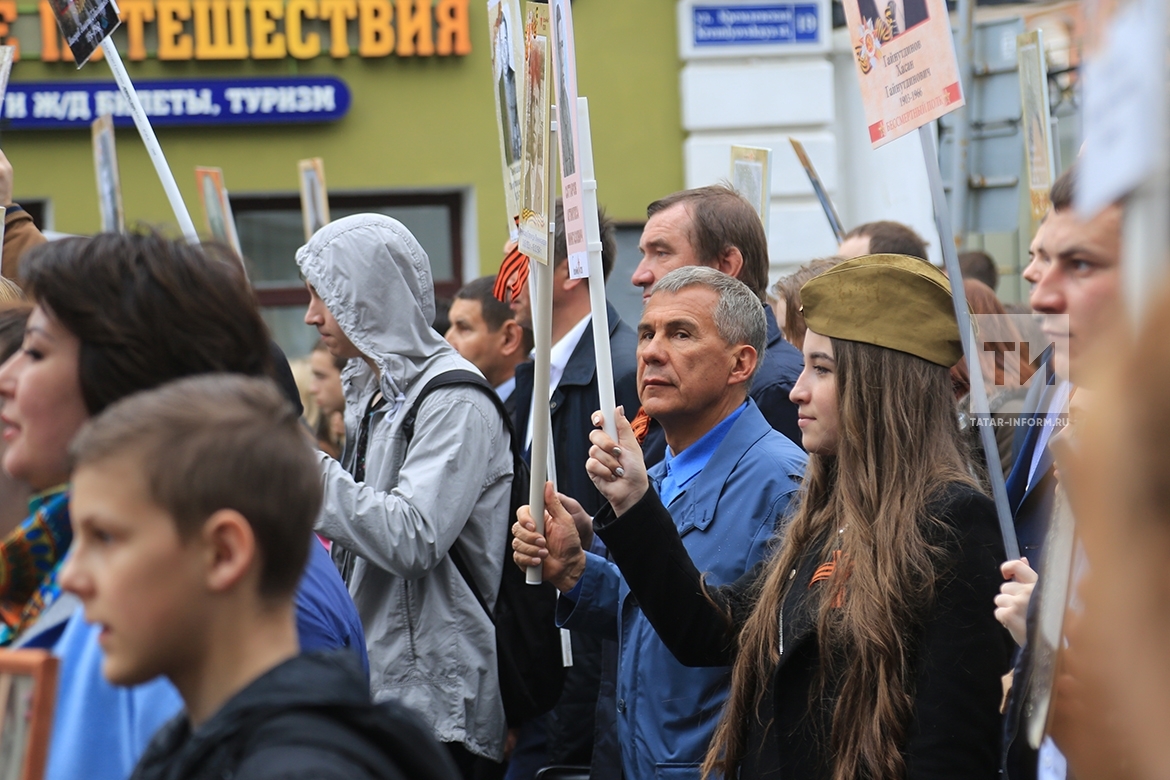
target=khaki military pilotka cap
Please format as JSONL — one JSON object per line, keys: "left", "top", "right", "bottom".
{"left": 799, "top": 254, "right": 964, "bottom": 368}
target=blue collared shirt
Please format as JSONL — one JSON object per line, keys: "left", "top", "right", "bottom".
{"left": 565, "top": 402, "right": 749, "bottom": 602}
{"left": 659, "top": 402, "right": 747, "bottom": 505}
{"left": 495, "top": 375, "right": 516, "bottom": 404}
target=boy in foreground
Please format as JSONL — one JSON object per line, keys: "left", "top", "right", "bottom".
{"left": 60, "top": 375, "right": 458, "bottom": 780}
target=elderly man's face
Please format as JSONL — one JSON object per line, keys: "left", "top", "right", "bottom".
{"left": 636, "top": 286, "right": 751, "bottom": 432}
{"left": 632, "top": 204, "right": 702, "bottom": 305}
{"left": 1022, "top": 204, "right": 1123, "bottom": 384}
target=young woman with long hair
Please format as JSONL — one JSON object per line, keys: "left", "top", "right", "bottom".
{"left": 514, "top": 254, "right": 1012, "bottom": 780}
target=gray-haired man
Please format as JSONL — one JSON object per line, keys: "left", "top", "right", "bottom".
{"left": 518, "top": 267, "right": 807, "bottom": 780}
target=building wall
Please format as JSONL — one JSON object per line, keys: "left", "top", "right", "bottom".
{"left": 2, "top": 0, "right": 684, "bottom": 275}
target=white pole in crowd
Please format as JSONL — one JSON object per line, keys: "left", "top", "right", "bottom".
{"left": 100, "top": 38, "right": 200, "bottom": 244}
{"left": 525, "top": 117, "right": 560, "bottom": 586}
{"left": 525, "top": 259, "right": 554, "bottom": 585}
{"left": 918, "top": 125, "right": 1020, "bottom": 562}
{"left": 577, "top": 97, "right": 618, "bottom": 443}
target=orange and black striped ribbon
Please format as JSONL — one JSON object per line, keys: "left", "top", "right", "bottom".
{"left": 630, "top": 407, "right": 652, "bottom": 445}
{"left": 809, "top": 549, "right": 846, "bottom": 608}
{"left": 493, "top": 244, "right": 530, "bottom": 303}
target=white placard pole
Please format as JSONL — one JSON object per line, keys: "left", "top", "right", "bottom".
{"left": 919, "top": 125, "right": 1019, "bottom": 561}
{"left": 526, "top": 259, "right": 554, "bottom": 585}
{"left": 577, "top": 97, "right": 617, "bottom": 443}
{"left": 526, "top": 116, "right": 559, "bottom": 586}
{"left": 101, "top": 39, "right": 199, "bottom": 244}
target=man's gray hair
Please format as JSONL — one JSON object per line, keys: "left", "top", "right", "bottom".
{"left": 650, "top": 266, "right": 766, "bottom": 378}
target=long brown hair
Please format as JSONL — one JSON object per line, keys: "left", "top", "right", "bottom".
{"left": 704, "top": 338, "right": 977, "bottom": 780}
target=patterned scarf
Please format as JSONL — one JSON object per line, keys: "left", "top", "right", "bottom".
{"left": 0, "top": 488, "right": 72, "bottom": 646}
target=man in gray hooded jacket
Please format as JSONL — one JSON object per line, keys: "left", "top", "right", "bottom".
{"left": 297, "top": 214, "right": 514, "bottom": 768}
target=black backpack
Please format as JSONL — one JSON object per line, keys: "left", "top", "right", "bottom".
{"left": 402, "top": 369, "right": 567, "bottom": 727}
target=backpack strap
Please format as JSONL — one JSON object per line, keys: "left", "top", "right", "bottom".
{"left": 401, "top": 369, "right": 521, "bottom": 625}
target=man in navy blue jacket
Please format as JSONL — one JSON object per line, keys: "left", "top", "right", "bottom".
{"left": 508, "top": 202, "right": 640, "bottom": 774}
{"left": 998, "top": 163, "right": 1125, "bottom": 780}
{"left": 631, "top": 185, "right": 803, "bottom": 459}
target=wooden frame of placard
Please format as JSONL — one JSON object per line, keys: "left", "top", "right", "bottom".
{"left": 0, "top": 649, "right": 59, "bottom": 780}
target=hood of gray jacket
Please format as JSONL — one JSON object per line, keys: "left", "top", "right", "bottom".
{"left": 296, "top": 213, "right": 454, "bottom": 400}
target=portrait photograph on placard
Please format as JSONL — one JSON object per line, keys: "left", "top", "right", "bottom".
{"left": 298, "top": 158, "right": 330, "bottom": 242}
{"left": 195, "top": 166, "right": 242, "bottom": 255}
{"left": 843, "top": 0, "right": 963, "bottom": 147}
{"left": 488, "top": 0, "right": 525, "bottom": 232}
{"left": 552, "top": 1, "right": 575, "bottom": 178}
{"left": 0, "top": 650, "right": 58, "bottom": 780}
{"left": 1018, "top": 30, "right": 1055, "bottom": 220}
{"left": 91, "top": 114, "right": 124, "bottom": 233}
{"left": 550, "top": 0, "right": 589, "bottom": 277}
{"left": 517, "top": 1, "right": 550, "bottom": 263}
{"left": 0, "top": 46, "right": 14, "bottom": 104}
{"left": 46, "top": 0, "right": 121, "bottom": 65}
{"left": 730, "top": 145, "right": 771, "bottom": 228}
{"left": 856, "top": 0, "right": 929, "bottom": 41}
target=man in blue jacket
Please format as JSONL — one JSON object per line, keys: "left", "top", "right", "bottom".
{"left": 527, "top": 267, "right": 807, "bottom": 779}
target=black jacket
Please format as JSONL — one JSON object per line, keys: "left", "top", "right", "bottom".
{"left": 130, "top": 651, "right": 459, "bottom": 780}
{"left": 640, "top": 305, "right": 803, "bottom": 466}
{"left": 510, "top": 303, "right": 639, "bottom": 765}
{"left": 512, "top": 302, "right": 640, "bottom": 516}
{"left": 594, "top": 483, "right": 1012, "bottom": 780}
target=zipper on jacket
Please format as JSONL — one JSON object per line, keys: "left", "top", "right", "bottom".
{"left": 779, "top": 567, "right": 796, "bottom": 656}
{"left": 778, "top": 610, "right": 784, "bottom": 657}
{"left": 402, "top": 581, "right": 419, "bottom": 662}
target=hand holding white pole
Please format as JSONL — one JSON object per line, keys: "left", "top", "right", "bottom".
{"left": 526, "top": 115, "right": 560, "bottom": 585}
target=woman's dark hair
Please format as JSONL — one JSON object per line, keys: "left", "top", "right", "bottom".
{"left": 0, "top": 303, "right": 32, "bottom": 363}
{"left": 20, "top": 232, "right": 272, "bottom": 415}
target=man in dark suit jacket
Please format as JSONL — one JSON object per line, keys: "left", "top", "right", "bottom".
{"left": 857, "top": 0, "right": 928, "bottom": 35}
{"left": 631, "top": 185, "right": 804, "bottom": 466}
{"left": 445, "top": 275, "right": 533, "bottom": 417}
{"left": 999, "top": 163, "right": 1125, "bottom": 780}
{"left": 1004, "top": 355, "right": 1065, "bottom": 561}
{"left": 507, "top": 201, "right": 640, "bottom": 775}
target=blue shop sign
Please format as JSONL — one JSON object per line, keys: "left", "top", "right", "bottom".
{"left": 692, "top": 3, "right": 819, "bottom": 46}
{"left": 2, "top": 76, "right": 351, "bottom": 130}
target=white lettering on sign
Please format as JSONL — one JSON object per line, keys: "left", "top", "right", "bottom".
{"left": 224, "top": 85, "right": 335, "bottom": 114}
{"left": 3, "top": 92, "right": 26, "bottom": 119}
{"left": 95, "top": 88, "right": 221, "bottom": 118}
{"left": 32, "top": 91, "right": 92, "bottom": 121}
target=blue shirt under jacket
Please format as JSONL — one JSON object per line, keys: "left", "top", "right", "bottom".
{"left": 557, "top": 399, "right": 806, "bottom": 780}
{"left": 45, "top": 537, "right": 367, "bottom": 780}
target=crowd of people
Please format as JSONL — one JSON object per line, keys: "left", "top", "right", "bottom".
{"left": 0, "top": 137, "right": 1160, "bottom": 780}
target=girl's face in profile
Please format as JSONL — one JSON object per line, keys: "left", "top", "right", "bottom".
{"left": 790, "top": 330, "right": 840, "bottom": 456}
